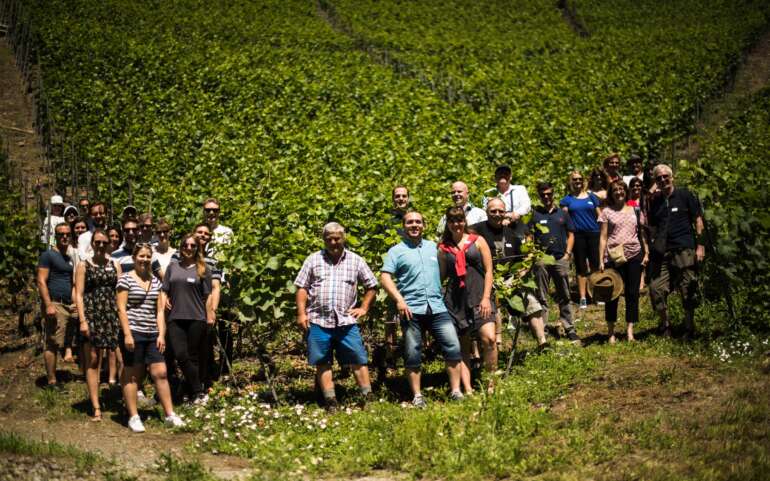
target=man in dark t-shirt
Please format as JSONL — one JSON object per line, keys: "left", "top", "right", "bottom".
{"left": 647, "top": 164, "right": 705, "bottom": 338}
{"left": 529, "top": 182, "right": 579, "bottom": 343}
{"left": 37, "top": 222, "right": 76, "bottom": 387}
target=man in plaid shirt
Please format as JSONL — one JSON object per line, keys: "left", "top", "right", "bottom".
{"left": 295, "top": 222, "right": 377, "bottom": 411}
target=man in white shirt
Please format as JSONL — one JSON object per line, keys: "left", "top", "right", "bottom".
{"left": 41, "top": 195, "right": 66, "bottom": 247}
{"left": 482, "top": 165, "right": 531, "bottom": 225}
{"left": 77, "top": 202, "right": 108, "bottom": 260}
{"left": 436, "top": 181, "right": 487, "bottom": 235}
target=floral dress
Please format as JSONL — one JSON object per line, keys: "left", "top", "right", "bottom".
{"left": 83, "top": 261, "right": 120, "bottom": 349}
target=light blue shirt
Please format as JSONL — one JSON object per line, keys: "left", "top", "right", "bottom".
{"left": 382, "top": 238, "right": 446, "bottom": 315}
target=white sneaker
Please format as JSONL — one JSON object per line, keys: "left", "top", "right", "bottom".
{"left": 193, "top": 393, "right": 209, "bottom": 405}
{"left": 128, "top": 415, "right": 145, "bottom": 433}
{"left": 165, "top": 413, "right": 186, "bottom": 428}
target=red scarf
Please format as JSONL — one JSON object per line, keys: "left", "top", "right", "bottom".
{"left": 439, "top": 234, "right": 478, "bottom": 288}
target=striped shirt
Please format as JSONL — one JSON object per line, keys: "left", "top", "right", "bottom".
{"left": 117, "top": 273, "right": 161, "bottom": 334}
{"left": 111, "top": 247, "right": 134, "bottom": 273}
{"left": 294, "top": 249, "right": 378, "bottom": 328}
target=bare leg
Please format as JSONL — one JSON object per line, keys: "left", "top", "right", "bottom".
{"left": 478, "top": 323, "right": 498, "bottom": 372}
{"left": 407, "top": 368, "right": 421, "bottom": 397}
{"left": 608, "top": 322, "right": 616, "bottom": 344}
{"left": 529, "top": 315, "right": 547, "bottom": 345}
{"left": 626, "top": 322, "right": 635, "bottom": 342}
{"left": 458, "top": 333, "right": 473, "bottom": 393}
{"left": 445, "top": 360, "right": 461, "bottom": 393}
{"left": 121, "top": 364, "right": 144, "bottom": 418}
{"left": 44, "top": 349, "right": 58, "bottom": 384}
{"left": 351, "top": 364, "right": 371, "bottom": 388}
{"left": 316, "top": 364, "right": 334, "bottom": 394}
{"left": 83, "top": 343, "right": 103, "bottom": 416}
{"left": 578, "top": 275, "right": 588, "bottom": 300}
{"left": 149, "top": 363, "right": 174, "bottom": 416}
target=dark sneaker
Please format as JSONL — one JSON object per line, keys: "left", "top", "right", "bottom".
{"left": 567, "top": 331, "right": 581, "bottom": 344}
{"left": 536, "top": 342, "right": 552, "bottom": 353}
{"left": 357, "top": 392, "right": 375, "bottom": 409}
{"left": 324, "top": 397, "right": 338, "bottom": 414}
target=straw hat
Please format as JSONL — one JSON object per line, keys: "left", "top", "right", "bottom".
{"left": 588, "top": 269, "right": 624, "bottom": 303}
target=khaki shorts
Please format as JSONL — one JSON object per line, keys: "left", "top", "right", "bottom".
{"left": 523, "top": 292, "right": 544, "bottom": 318}
{"left": 43, "top": 302, "right": 76, "bottom": 351}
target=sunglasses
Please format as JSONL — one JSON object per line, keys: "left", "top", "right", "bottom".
{"left": 571, "top": 177, "right": 583, "bottom": 181}
{"left": 204, "top": 208, "right": 220, "bottom": 213}
{"left": 55, "top": 232, "right": 70, "bottom": 238}
{"left": 182, "top": 242, "right": 197, "bottom": 249}
{"left": 655, "top": 175, "right": 670, "bottom": 181}
{"left": 93, "top": 240, "right": 109, "bottom": 247}
{"left": 539, "top": 191, "right": 554, "bottom": 197}
{"left": 155, "top": 229, "right": 169, "bottom": 234}
{"left": 124, "top": 228, "right": 138, "bottom": 233}
{"left": 488, "top": 209, "right": 505, "bottom": 214}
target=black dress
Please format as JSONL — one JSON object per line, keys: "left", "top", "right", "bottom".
{"left": 83, "top": 261, "right": 120, "bottom": 349}
{"left": 443, "top": 241, "right": 496, "bottom": 332}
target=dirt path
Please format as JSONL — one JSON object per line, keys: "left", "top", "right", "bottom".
{"left": 0, "top": 38, "right": 47, "bottom": 207}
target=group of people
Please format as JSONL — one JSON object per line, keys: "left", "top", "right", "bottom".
{"left": 37, "top": 153, "right": 705, "bottom": 421}
{"left": 37, "top": 197, "right": 233, "bottom": 431}
{"left": 295, "top": 156, "right": 705, "bottom": 410}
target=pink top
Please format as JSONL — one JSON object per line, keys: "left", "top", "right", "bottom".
{"left": 598, "top": 206, "right": 645, "bottom": 262}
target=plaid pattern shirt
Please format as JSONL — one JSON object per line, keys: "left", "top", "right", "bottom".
{"left": 294, "top": 249, "right": 378, "bottom": 328}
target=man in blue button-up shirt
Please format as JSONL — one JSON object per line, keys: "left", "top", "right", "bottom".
{"left": 381, "top": 211, "right": 463, "bottom": 408}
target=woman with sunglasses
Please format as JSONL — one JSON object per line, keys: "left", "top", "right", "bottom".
{"left": 151, "top": 219, "right": 176, "bottom": 280}
{"left": 75, "top": 230, "right": 121, "bottom": 421}
{"left": 560, "top": 170, "right": 602, "bottom": 309}
{"left": 161, "top": 234, "right": 214, "bottom": 404}
{"left": 438, "top": 206, "right": 495, "bottom": 395}
{"left": 117, "top": 244, "right": 184, "bottom": 432}
{"left": 598, "top": 181, "right": 649, "bottom": 343}
{"left": 627, "top": 177, "right": 644, "bottom": 209}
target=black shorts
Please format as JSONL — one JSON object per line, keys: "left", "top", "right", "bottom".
{"left": 572, "top": 231, "right": 600, "bottom": 276}
{"left": 120, "top": 330, "right": 165, "bottom": 367}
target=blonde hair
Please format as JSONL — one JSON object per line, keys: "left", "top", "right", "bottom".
{"left": 567, "top": 170, "right": 587, "bottom": 195}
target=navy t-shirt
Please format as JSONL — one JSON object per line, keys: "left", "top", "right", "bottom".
{"left": 559, "top": 193, "right": 600, "bottom": 233}
{"left": 469, "top": 221, "right": 523, "bottom": 262}
{"left": 529, "top": 207, "right": 575, "bottom": 259}
{"left": 38, "top": 249, "right": 74, "bottom": 303}
{"left": 648, "top": 188, "right": 702, "bottom": 251}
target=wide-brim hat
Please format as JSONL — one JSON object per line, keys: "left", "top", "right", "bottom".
{"left": 50, "top": 195, "right": 64, "bottom": 205}
{"left": 588, "top": 269, "right": 624, "bottom": 303}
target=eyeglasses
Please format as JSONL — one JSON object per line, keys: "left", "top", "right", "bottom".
{"left": 204, "top": 208, "right": 220, "bottom": 213}
{"left": 488, "top": 209, "right": 505, "bottom": 214}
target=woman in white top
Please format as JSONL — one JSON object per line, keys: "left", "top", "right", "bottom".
{"left": 151, "top": 219, "right": 176, "bottom": 280}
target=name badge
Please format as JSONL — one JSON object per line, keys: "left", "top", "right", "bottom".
{"left": 588, "top": 201, "right": 594, "bottom": 206}
{"left": 431, "top": 256, "right": 437, "bottom": 261}
{"left": 539, "top": 220, "right": 548, "bottom": 224}
{"left": 671, "top": 207, "right": 679, "bottom": 212}
{"left": 186, "top": 278, "right": 196, "bottom": 283}
{"left": 505, "top": 243, "right": 512, "bottom": 247}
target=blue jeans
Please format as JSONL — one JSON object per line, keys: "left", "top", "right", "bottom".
{"left": 401, "top": 310, "right": 462, "bottom": 369}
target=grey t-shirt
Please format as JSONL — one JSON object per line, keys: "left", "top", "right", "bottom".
{"left": 162, "top": 262, "right": 212, "bottom": 322}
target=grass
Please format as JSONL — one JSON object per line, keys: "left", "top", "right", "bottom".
{"left": 154, "top": 453, "right": 218, "bottom": 481}
{"left": 0, "top": 430, "right": 101, "bottom": 474}
{"left": 173, "top": 294, "right": 770, "bottom": 480}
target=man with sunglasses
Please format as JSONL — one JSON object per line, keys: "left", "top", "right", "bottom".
{"left": 530, "top": 182, "right": 580, "bottom": 343}
{"left": 111, "top": 218, "right": 140, "bottom": 273}
{"left": 37, "top": 222, "right": 77, "bottom": 387}
{"left": 647, "top": 164, "right": 705, "bottom": 338}
{"left": 138, "top": 213, "right": 158, "bottom": 247}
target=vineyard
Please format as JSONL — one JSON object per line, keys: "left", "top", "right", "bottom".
{"left": 6, "top": 0, "right": 764, "bottom": 342}
{"left": 1, "top": 1, "right": 770, "bottom": 478}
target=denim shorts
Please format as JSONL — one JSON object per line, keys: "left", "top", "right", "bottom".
{"left": 120, "top": 330, "right": 165, "bottom": 367}
{"left": 307, "top": 323, "right": 368, "bottom": 366}
{"left": 401, "top": 310, "right": 462, "bottom": 369}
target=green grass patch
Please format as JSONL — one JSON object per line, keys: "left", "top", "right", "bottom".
{"left": 0, "top": 430, "right": 100, "bottom": 474}
{"left": 154, "top": 453, "right": 217, "bottom": 481}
